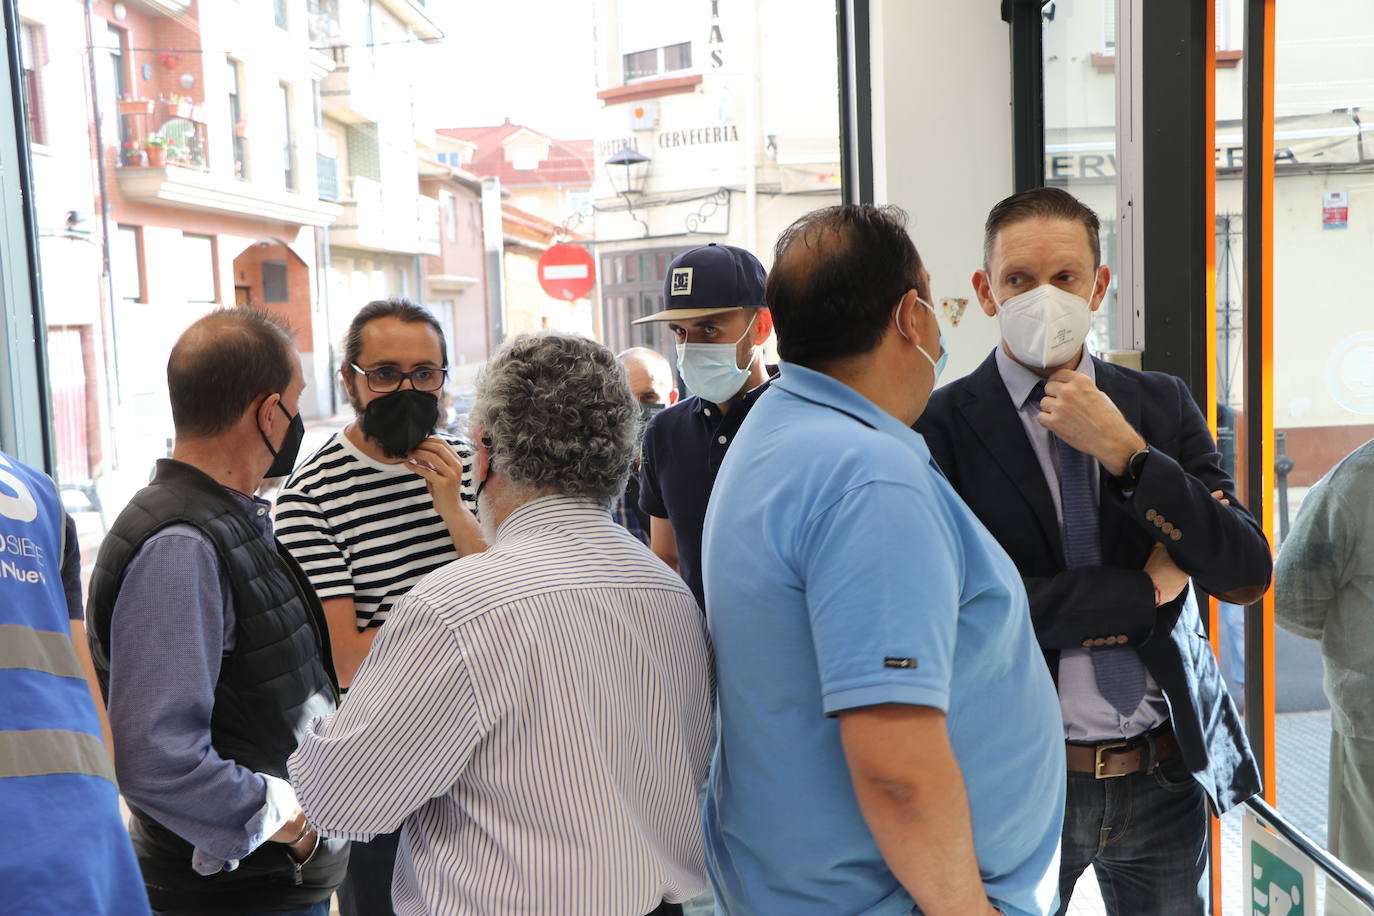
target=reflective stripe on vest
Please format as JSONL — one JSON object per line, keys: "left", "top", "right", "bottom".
{"left": 0, "top": 728, "right": 115, "bottom": 782}
{"left": 0, "top": 623, "right": 84, "bottom": 679}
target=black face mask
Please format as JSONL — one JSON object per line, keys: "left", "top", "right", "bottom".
{"left": 360, "top": 389, "right": 440, "bottom": 459}
{"left": 640, "top": 402, "right": 666, "bottom": 426}
{"left": 263, "top": 403, "right": 305, "bottom": 479}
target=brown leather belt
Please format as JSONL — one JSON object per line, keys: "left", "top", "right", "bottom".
{"left": 1065, "top": 726, "right": 1180, "bottom": 779}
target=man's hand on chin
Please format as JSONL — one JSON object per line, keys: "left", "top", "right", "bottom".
{"left": 1035, "top": 369, "right": 1145, "bottom": 475}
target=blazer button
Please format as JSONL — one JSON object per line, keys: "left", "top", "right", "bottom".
{"left": 1093, "top": 638, "right": 1107, "bottom": 647}
{"left": 1104, "top": 635, "right": 1118, "bottom": 645}
{"left": 1082, "top": 639, "right": 1093, "bottom": 648}
{"left": 1170, "top": 529, "right": 1183, "bottom": 541}
{"left": 1118, "top": 634, "right": 1128, "bottom": 643}
{"left": 1146, "top": 508, "right": 1158, "bottom": 521}
{"left": 1162, "top": 522, "right": 1175, "bottom": 534}
{"left": 1153, "top": 516, "right": 1166, "bottom": 528}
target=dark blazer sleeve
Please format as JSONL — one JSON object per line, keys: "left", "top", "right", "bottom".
{"left": 1020, "top": 568, "right": 1160, "bottom": 649}
{"left": 1111, "top": 374, "right": 1273, "bottom": 604}
{"left": 918, "top": 384, "right": 1159, "bottom": 651}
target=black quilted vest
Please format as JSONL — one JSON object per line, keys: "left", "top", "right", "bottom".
{"left": 87, "top": 459, "right": 348, "bottom": 912}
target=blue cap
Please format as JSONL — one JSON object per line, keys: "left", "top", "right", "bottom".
{"left": 632, "top": 243, "right": 766, "bottom": 324}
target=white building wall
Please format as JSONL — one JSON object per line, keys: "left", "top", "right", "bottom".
{"left": 590, "top": 0, "right": 842, "bottom": 313}
{"left": 992, "top": 0, "right": 1374, "bottom": 433}
{"left": 871, "top": 0, "right": 1015, "bottom": 383}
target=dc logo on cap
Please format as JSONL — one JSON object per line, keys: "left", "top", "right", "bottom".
{"left": 670, "top": 267, "right": 693, "bottom": 296}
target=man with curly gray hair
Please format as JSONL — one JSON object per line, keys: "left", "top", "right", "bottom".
{"left": 289, "top": 331, "right": 713, "bottom": 916}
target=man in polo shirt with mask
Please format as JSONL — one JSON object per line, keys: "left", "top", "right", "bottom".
{"left": 276, "top": 297, "right": 484, "bottom": 916}
{"left": 633, "top": 244, "right": 773, "bottom": 608}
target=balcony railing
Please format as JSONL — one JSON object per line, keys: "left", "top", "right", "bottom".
{"left": 320, "top": 45, "right": 378, "bottom": 123}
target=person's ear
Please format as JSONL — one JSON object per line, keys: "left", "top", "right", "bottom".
{"left": 340, "top": 364, "right": 357, "bottom": 399}
{"left": 895, "top": 289, "right": 922, "bottom": 346}
{"left": 668, "top": 388, "right": 680, "bottom": 406}
{"left": 753, "top": 308, "right": 774, "bottom": 346}
{"left": 472, "top": 428, "right": 492, "bottom": 481}
{"left": 1089, "top": 264, "right": 1111, "bottom": 311}
{"left": 256, "top": 391, "right": 282, "bottom": 434}
{"left": 973, "top": 269, "right": 998, "bottom": 318}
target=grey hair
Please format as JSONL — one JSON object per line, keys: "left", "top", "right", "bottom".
{"left": 470, "top": 331, "right": 640, "bottom": 501}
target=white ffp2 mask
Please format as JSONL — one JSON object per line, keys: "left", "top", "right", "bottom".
{"left": 991, "top": 282, "right": 1093, "bottom": 369}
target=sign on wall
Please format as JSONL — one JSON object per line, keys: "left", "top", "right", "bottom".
{"left": 1323, "top": 190, "right": 1349, "bottom": 230}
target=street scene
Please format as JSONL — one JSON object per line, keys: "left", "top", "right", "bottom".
{"left": 11, "top": 0, "right": 1374, "bottom": 913}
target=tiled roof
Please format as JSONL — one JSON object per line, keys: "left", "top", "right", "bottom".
{"left": 501, "top": 202, "right": 588, "bottom": 243}
{"left": 439, "top": 122, "right": 593, "bottom": 188}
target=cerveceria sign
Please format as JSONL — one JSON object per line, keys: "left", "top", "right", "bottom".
{"left": 658, "top": 125, "right": 740, "bottom": 148}
{"left": 597, "top": 124, "right": 741, "bottom": 161}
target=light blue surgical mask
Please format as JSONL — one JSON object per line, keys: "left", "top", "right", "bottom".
{"left": 676, "top": 320, "right": 759, "bottom": 404}
{"left": 897, "top": 296, "right": 948, "bottom": 382}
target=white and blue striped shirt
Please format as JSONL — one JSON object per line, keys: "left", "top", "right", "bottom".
{"left": 289, "top": 495, "right": 713, "bottom": 916}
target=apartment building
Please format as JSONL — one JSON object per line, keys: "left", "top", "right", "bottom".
{"left": 588, "top": 0, "right": 842, "bottom": 358}
{"left": 24, "top": 0, "right": 343, "bottom": 499}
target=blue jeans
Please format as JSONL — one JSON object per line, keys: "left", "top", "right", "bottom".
{"left": 156, "top": 904, "right": 328, "bottom": 916}
{"left": 1055, "top": 752, "right": 1209, "bottom": 916}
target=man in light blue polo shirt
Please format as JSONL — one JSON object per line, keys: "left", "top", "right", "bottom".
{"left": 702, "top": 204, "right": 1065, "bottom": 916}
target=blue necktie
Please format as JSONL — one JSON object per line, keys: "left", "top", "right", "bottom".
{"left": 1030, "top": 381, "right": 1147, "bottom": 717}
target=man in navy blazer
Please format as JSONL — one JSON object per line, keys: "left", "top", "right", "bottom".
{"left": 916, "top": 187, "right": 1271, "bottom": 916}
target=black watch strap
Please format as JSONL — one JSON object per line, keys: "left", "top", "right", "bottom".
{"left": 1116, "top": 447, "right": 1150, "bottom": 488}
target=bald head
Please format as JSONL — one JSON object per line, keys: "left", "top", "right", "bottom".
{"left": 168, "top": 308, "right": 298, "bottom": 438}
{"left": 617, "top": 347, "right": 677, "bottom": 406}
{"left": 766, "top": 204, "right": 926, "bottom": 369}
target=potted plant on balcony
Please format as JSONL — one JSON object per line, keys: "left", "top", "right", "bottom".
{"left": 171, "top": 95, "right": 194, "bottom": 119}
{"left": 234, "top": 119, "right": 248, "bottom": 138}
{"left": 117, "top": 94, "right": 154, "bottom": 116}
{"left": 121, "top": 139, "right": 144, "bottom": 167}
{"left": 144, "top": 135, "right": 168, "bottom": 167}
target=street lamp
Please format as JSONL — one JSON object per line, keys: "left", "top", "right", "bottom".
{"left": 605, "top": 146, "right": 651, "bottom": 236}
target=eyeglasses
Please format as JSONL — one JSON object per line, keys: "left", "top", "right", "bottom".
{"left": 350, "top": 363, "right": 448, "bottom": 393}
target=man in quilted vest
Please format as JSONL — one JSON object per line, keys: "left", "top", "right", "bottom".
{"left": 88, "top": 308, "right": 348, "bottom": 915}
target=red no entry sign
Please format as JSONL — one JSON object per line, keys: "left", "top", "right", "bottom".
{"left": 537, "top": 243, "right": 596, "bottom": 301}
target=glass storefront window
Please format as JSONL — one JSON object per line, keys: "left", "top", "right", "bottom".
{"left": 1042, "top": 0, "right": 1121, "bottom": 354}
{"left": 20, "top": 0, "right": 840, "bottom": 624}
{"left": 1267, "top": 3, "right": 1374, "bottom": 913}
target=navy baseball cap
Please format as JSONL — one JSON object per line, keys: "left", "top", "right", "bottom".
{"left": 632, "top": 243, "right": 766, "bottom": 324}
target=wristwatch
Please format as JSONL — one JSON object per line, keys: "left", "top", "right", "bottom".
{"left": 1114, "top": 447, "right": 1150, "bottom": 490}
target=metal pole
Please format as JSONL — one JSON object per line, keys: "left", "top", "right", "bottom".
{"left": 480, "top": 176, "right": 504, "bottom": 354}
{"left": 1, "top": 0, "right": 54, "bottom": 470}
{"left": 1003, "top": 0, "right": 1047, "bottom": 192}
{"left": 835, "top": 0, "right": 873, "bottom": 205}
{"left": 85, "top": 0, "right": 121, "bottom": 470}
{"left": 1275, "top": 430, "right": 1293, "bottom": 546}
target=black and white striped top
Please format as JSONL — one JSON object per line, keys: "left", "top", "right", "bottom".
{"left": 275, "top": 430, "right": 476, "bottom": 629}
{"left": 288, "top": 496, "right": 714, "bottom": 916}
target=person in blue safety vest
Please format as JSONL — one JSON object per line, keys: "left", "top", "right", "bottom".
{"left": 0, "top": 447, "right": 150, "bottom": 915}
